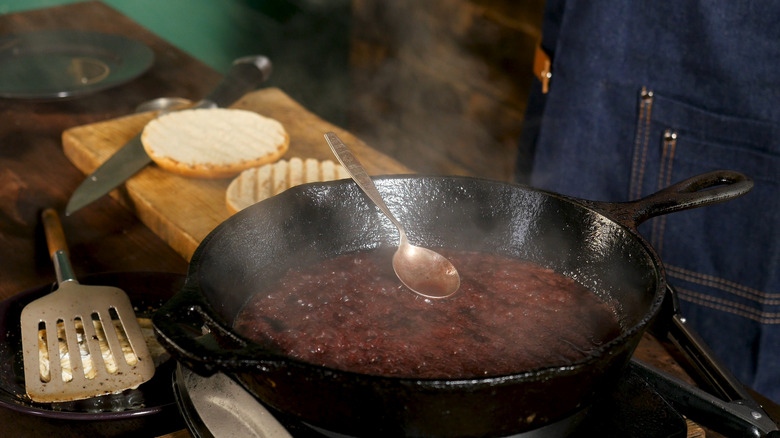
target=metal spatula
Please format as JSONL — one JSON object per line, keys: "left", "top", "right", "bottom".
{"left": 20, "top": 208, "right": 155, "bottom": 403}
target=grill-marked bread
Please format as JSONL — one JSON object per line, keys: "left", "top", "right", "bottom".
{"left": 141, "top": 108, "right": 289, "bottom": 178}
{"left": 226, "top": 157, "right": 350, "bottom": 214}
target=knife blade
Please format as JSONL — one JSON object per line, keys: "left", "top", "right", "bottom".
{"left": 65, "top": 55, "right": 273, "bottom": 216}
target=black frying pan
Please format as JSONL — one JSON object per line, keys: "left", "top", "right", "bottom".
{"left": 154, "top": 170, "right": 751, "bottom": 437}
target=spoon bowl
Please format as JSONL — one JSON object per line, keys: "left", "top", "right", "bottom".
{"left": 324, "top": 132, "right": 460, "bottom": 299}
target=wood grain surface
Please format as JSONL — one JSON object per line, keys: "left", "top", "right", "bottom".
{"left": 0, "top": 1, "right": 219, "bottom": 302}
{"left": 0, "top": 3, "right": 214, "bottom": 437}
{"left": 62, "top": 87, "right": 411, "bottom": 260}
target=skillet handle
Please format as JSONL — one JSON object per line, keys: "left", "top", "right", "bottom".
{"left": 153, "top": 285, "right": 279, "bottom": 376}
{"left": 648, "top": 284, "right": 779, "bottom": 435}
{"left": 595, "top": 170, "right": 753, "bottom": 228}
{"left": 631, "top": 359, "right": 780, "bottom": 437}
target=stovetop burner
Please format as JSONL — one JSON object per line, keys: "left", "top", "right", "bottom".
{"left": 174, "top": 362, "right": 687, "bottom": 438}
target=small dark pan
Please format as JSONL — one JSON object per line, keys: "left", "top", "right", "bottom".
{"left": 0, "top": 272, "right": 184, "bottom": 436}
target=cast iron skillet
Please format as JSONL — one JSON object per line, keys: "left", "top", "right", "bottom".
{"left": 154, "top": 170, "right": 751, "bottom": 437}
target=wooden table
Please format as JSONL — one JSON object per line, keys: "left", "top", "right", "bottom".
{"left": 0, "top": 3, "right": 776, "bottom": 438}
{"left": 0, "top": 1, "right": 211, "bottom": 301}
{"left": 0, "top": 2, "right": 214, "bottom": 436}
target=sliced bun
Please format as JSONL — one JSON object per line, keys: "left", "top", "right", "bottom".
{"left": 226, "top": 157, "right": 350, "bottom": 214}
{"left": 141, "top": 108, "right": 289, "bottom": 178}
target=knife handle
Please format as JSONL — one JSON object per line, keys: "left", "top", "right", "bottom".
{"left": 201, "top": 55, "right": 273, "bottom": 108}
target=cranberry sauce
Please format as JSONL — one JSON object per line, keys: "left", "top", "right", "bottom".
{"left": 234, "top": 248, "right": 621, "bottom": 379}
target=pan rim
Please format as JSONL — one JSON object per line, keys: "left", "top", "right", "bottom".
{"left": 171, "top": 175, "right": 667, "bottom": 383}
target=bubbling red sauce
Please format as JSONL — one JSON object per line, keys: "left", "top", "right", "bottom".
{"left": 234, "top": 248, "right": 621, "bottom": 379}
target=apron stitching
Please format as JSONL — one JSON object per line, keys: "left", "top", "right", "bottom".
{"left": 630, "top": 88, "right": 654, "bottom": 199}
{"left": 667, "top": 264, "right": 780, "bottom": 301}
{"left": 662, "top": 130, "right": 677, "bottom": 187}
{"left": 658, "top": 133, "right": 676, "bottom": 255}
{"left": 681, "top": 284, "right": 780, "bottom": 306}
{"left": 677, "top": 286, "right": 780, "bottom": 324}
{"left": 651, "top": 130, "right": 677, "bottom": 254}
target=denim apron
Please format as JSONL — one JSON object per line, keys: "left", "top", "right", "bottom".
{"left": 519, "top": 0, "right": 780, "bottom": 402}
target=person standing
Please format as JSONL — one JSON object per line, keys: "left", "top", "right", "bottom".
{"left": 518, "top": 0, "right": 779, "bottom": 402}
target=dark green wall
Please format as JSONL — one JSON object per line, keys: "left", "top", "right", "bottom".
{"left": 2, "top": 0, "right": 351, "bottom": 123}
{"left": 2, "top": 0, "right": 268, "bottom": 71}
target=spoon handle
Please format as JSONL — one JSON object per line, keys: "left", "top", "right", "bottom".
{"left": 324, "top": 132, "right": 407, "bottom": 237}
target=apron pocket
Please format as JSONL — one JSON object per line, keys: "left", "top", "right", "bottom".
{"left": 629, "top": 88, "right": 780, "bottom": 391}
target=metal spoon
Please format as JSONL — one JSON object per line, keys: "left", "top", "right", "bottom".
{"left": 134, "top": 96, "right": 192, "bottom": 113}
{"left": 324, "top": 132, "right": 460, "bottom": 299}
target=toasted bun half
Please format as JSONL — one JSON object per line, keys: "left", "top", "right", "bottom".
{"left": 226, "top": 157, "right": 350, "bottom": 214}
{"left": 141, "top": 108, "right": 289, "bottom": 178}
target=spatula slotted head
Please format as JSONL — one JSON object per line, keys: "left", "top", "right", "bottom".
{"left": 20, "top": 281, "right": 155, "bottom": 403}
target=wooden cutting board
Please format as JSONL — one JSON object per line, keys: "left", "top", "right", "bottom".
{"left": 62, "top": 87, "right": 411, "bottom": 261}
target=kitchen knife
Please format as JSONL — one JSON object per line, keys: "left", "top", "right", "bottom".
{"left": 65, "top": 55, "right": 273, "bottom": 216}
